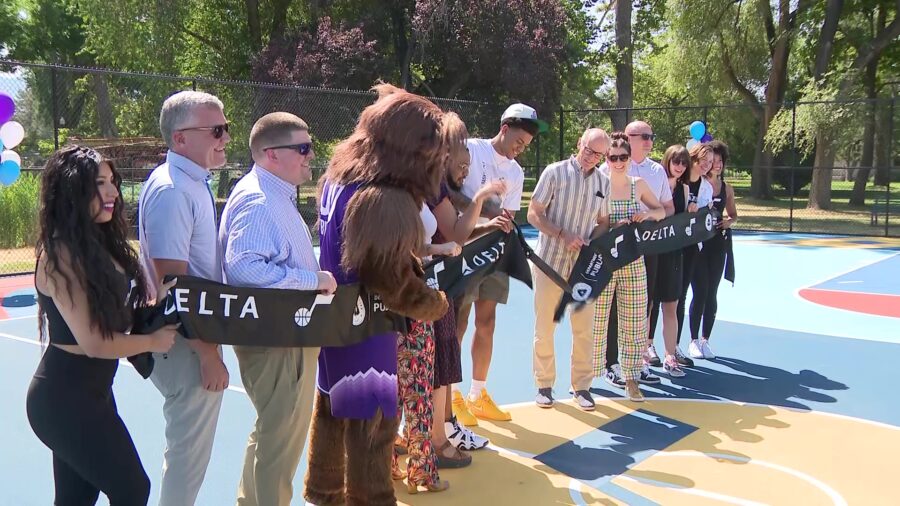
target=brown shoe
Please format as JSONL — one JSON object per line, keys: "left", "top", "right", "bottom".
{"left": 435, "top": 440, "right": 472, "bottom": 469}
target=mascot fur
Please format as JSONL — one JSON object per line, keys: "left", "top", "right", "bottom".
{"left": 304, "top": 84, "right": 449, "bottom": 506}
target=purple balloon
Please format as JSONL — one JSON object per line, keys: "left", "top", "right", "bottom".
{"left": 0, "top": 94, "right": 14, "bottom": 125}
{"left": 701, "top": 132, "right": 713, "bottom": 142}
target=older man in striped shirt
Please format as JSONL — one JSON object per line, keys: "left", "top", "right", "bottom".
{"left": 527, "top": 128, "right": 611, "bottom": 411}
{"left": 219, "top": 112, "right": 336, "bottom": 506}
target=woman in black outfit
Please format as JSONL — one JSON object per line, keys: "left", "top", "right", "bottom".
{"left": 689, "top": 140, "right": 738, "bottom": 359}
{"left": 27, "top": 146, "right": 177, "bottom": 506}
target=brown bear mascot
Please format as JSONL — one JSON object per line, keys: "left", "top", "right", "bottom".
{"left": 304, "top": 84, "right": 450, "bottom": 505}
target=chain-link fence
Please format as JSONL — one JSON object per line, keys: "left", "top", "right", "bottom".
{"left": 0, "top": 60, "right": 509, "bottom": 275}
{"left": 558, "top": 100, "right": 899, "bottom": 238}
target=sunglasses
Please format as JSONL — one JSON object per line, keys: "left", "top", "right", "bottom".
{"left": 628, "top": 133, "right": 656, "bottom": 141}
{"left": 266, "top": 142, "right": 313, "bottom": 156}
{"left": 178, "top": 123, "right": 230, "bottom": 139}
{"left": 607, "top": 154, "right": 630, "bottom": 163}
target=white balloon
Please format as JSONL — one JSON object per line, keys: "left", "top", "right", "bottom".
{"left": 686, "top": 139, "right": 699, "bottom": 150}
{"left": 0, "top": 150, "right": 20, "bottom": 166}
{"left": 0, "top": 121, "right": 25, "bottom": 149}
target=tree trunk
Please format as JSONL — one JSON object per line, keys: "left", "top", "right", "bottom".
{"left": 612, "top": 0, "right": 633, "bottom": 131}
{"left": 91, "top": 74, "right": 117, "bottom": 138}
{"left": 807, "top": 0, "right": 843, "bottom": 210}
{"left": 244, "top": 0, "right": 262, "bottom": 51}
{"left": 850, "top": 53, "right": 879, "bottom": 206}
{"left": 391, "top": 3, "right": 413, "bottom": 90}
{"left": 873, "top": 98, "right": 892, "bottom": 186}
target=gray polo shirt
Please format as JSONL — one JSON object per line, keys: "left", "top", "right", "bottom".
{"left": 139, "top": 151, "right": 223, "bottom": 298}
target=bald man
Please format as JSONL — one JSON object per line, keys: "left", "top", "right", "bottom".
{"left": 598, "top": 120, "right": 674, "bottom": 388}
{"left": 528, "top": 128, "right": 611, "bottom": 411}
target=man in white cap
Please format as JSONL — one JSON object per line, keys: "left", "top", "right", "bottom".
{"left": 451, "top": 103, "right": 545, "bottom": 429}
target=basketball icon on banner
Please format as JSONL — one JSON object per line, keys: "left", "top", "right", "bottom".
{"left": 294, "top": 294, "right": 335, "bottom": 327}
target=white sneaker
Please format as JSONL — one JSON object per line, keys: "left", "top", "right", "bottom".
{"left": 689, "top": 340, "right": 704, "bottom": 359}
{"left": 646, "top": 344, "right": 661, "bottom": 366}
{"left": 699, "top": 338, "right": 716, "bottom": 359}
{"left": 446, "top": 416, "right": 489, "bottom": 450}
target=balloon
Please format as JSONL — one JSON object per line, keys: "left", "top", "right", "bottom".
{"left": 0, "top": 150, "right": 20, "bottom": 166}
{"left": 0, "top": 121, "right": 25, "bottom": 149}
{"left": 689, "top": 121, "right": 706, "bottom": 141}
{"left": 0, "top": 93, "right": 14, "bottom": 124}
{"left": 701, "top": 132, "right": 713, "bottom": 143}
{"left": 686, "top": 139, "right": 700, "bottom": 150}
{"left": 0, "top": 159, "right": 20, "bottom": 186}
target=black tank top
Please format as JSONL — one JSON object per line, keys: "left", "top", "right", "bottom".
{"left": 37, "top": 267, "right": 134, "bottom": 345}
{"left": 687, "top": 178, "right": 702, "bottom": 205}
{"left": 672, "top": 182, "right": 687, "bottom": 214}
{"left": 712, "top": 180, "right": 727, "bottom": 213}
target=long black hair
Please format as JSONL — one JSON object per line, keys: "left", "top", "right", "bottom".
{"left": 36, "top": 145, "right": 149, "bottom": 340}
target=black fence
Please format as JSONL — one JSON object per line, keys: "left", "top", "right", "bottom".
{"left": 1, "top": 60, "right": 898, "bottom": 276}
{"left": 556, "top": 100, "right": 899, "bottom": 238}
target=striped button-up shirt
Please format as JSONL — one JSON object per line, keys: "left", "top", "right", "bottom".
{"left": 219, "top": 165, "right": 319, "bottom": 290}
{"left": 532, "top": 157, "right": 608, "bottom": 277}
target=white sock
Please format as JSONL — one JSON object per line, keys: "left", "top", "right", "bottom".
{"left": 469, "top": 380, "right": 486, "bottom": 401}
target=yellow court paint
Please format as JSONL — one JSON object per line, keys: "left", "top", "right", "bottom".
{"left": 395, "top": 399, "right": 897, "bottom": 505}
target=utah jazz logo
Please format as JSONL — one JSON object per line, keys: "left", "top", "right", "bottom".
{"left": 610, "top": 235, "right": 624, "bottom": 258}
{"left": 294, "top": 294, "right": 335, "bottom": 327}
{"left": 685, "top": 217, "right": 696, "bottom": 237}
{"left": 427, "top": 262, "right": 444, "bottom": 290}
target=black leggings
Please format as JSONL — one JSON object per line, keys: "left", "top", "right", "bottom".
{"left": 690, "top": 236, "right": 727, "bottom": 340}
{"left": 676, "top": 246, "right": 698, "bottom": 345}
{"left": 26, "top": 345, "right": 150, "bottom": 506}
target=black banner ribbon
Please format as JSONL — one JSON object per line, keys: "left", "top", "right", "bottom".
{"left": 554, "top": 207, "right": 722, "bottom": 321}
{"left": 422, "top": 229, "right": 533, "bottom": 299}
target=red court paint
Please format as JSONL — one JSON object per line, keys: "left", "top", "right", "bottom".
{"left": 0, "top": 275, "right": 33, "bottom": 320}
{"left": 799, "top": 288, "right": 900, "bottom": 318}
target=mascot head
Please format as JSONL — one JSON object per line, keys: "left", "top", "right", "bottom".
{"left": 325, "top": 83, "right": 446, "bottom": 204}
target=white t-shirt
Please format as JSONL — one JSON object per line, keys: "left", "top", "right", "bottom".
{"left": 599, "top": 156, "right": 673, "bottom": 211}
{"left": 419, "top": 203, "right": 438, "bottom": 262}
{"left": 460, "top": 139, "right": 525, "bottom": 223}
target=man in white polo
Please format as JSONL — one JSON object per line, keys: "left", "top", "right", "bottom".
{"left": 452, "top": 103, "right": 545, "bottom": 425}
{"left": 528, "top": 128, "right": 610, "bottom": 411}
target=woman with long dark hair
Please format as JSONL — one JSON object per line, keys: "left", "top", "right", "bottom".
{"left": 26, "top": 146, "right": 177, "bottom": 505}
{"left": 689, "top": 140, "right": 738, "bottom": 359}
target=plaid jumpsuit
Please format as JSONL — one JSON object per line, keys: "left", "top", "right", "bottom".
{"left": 592, "top": 177, "right": 648, "bottom": 381}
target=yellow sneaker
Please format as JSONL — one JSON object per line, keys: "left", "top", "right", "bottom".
{"left": 452, "top": 390, "right": 479, "bottom": 427}
{"left": 466, "top": 388, "right": 512, "bottom": 422}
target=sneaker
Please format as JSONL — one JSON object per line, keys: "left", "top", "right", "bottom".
{"left": 638, "top": 364, "right": 662, "bottom": 385}
{"left": 535, "top": 388, "right": 554, "bottom": 408}
{"left": 664, "top": 355, "right": 686, "bottom": 378}
{"left": 675, "top": 346, "right": 695, "bottom": 367}
{"left": 466, "top": 388, "right": 512, "bottom": 422}
{"left": 646, "top": 344, "right": 662, "bottom": 367}
{"left": 625, "top": 380, "right": 644, "bottom": 402}
{"left": 452, "top": 389, "right": 478, "bottom": 427}
{"left": 603, "top": 364, "right": 626, "bottom": 388}
{"left": 699, "top": 338, "right": 716, "bottom": 359}
{"left": 689, "top": 339, "right": 704, "bottom": 359}
{"left": 573, "top": 390, "right": 595, "bottom": 411}
{"left": 445, "top": 416, "right": 489, "bottom": 450}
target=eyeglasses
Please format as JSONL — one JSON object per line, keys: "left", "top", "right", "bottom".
{"left": 607, "top": 154, "right": 630, "bottom": 163}
{"left": 628, "top": 133, "right": 656, "bottom": 141}
{"left": 265, "top": 142, "right": 313, "bottom": 156}
{"left": 583, "top": 146, "right": 603, "bottom": 158}
{"left": 178, "top": 123, "right": 230, "bottom": 139}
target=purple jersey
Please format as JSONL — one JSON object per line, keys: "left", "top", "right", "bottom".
{"left": 317, "top": 179, "right": 399, "bottom": 419}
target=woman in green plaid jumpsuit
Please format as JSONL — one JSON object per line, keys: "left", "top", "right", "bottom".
{"left": 592, "top": 135, "right": 666, "bottom": 402}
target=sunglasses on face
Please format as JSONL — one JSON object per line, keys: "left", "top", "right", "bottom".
{"left": 266, "top": 142, "right": 313, "bottom": 156}
{"left": 178, "top": 123, "right": 230, "bottom": 139}
{"left": 628, "top": 133, "right": 656, "bottom": 141}
{"left": 607, "top": 154, "right": 630, "bottom": 163}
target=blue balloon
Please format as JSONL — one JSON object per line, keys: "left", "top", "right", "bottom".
{"left": 689, "top": 121, "right": 706, "bottom": 141}
{"left": 0, "top": 159, "right": 20, "bottom": 186}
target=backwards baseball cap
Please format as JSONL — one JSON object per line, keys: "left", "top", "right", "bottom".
{"left": 501, "top": 103, "right": 549, "bottom": 134}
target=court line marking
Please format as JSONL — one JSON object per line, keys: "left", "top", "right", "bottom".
{"left": 801, "top": 251, "right": 900, "bottom": 289}
{"left": 791, "top": 287, "right": 900, "bottom": 325}
{"left": 0, "top": 314, "right": 37, "bottom": 322}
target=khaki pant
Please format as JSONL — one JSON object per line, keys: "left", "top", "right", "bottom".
{"left": 532, "top": 266, "right": 596, "bottom": 392}
{"left": 150, "top": 337, "right": 224, "bottom": 506}
{"left": 234, "top": 346, "right": 319, "bottom": 506}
